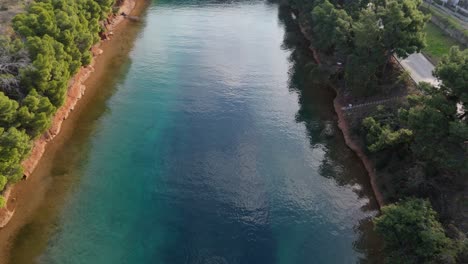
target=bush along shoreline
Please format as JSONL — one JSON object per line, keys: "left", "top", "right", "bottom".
{"left": 0, "top": 0, "right": 126, "bottom": 210}
{"left": 281, "top": 0, "right": 468, "bottom": 261}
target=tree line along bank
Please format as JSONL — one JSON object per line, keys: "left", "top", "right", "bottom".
{"left": 0, "top": 0, "right": 117, "bottom": 206}
{"left": 282, "top": 0, "right": 467, "bottom": 262}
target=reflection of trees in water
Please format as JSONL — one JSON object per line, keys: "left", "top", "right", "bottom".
{"left": 278, "top": 5, "right": 383, "bottom": 263}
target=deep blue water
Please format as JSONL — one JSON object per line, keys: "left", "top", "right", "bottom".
{"left": 14, "top": 1, "right": 380, "bottom": 263}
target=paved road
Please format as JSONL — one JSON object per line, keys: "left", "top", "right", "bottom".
{"left": 398, "top": 53, "right": 440, "bottom": 86}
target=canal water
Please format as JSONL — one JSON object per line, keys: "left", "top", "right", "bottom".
{"left": 8, "top": 0, "right": 381, "bottom": 263}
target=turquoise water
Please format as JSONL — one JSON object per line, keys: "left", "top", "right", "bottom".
{"left": 18, "top": 1, "right": 380, "bottom": 263}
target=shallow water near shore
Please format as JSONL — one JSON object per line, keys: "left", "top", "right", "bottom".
{"left": 7, "top": 0, "right": 382, "bottom": 263}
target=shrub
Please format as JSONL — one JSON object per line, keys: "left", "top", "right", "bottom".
{"left": 0, "top": 176, "right": 7, "bottom": 191}
{"left": 375, "top": 198, "right": 462, "bottom": 263}
{"left": 362, "top": 117, "right": 413, "bottom": 152}
{"left": 397, "top": 70, "right": 412, "bottom": 85}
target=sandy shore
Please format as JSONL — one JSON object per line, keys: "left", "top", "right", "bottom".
{"left": 0, "top": 0, "right": 148, "bottom": 262}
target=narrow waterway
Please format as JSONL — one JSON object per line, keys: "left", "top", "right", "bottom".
{"left": 8, "top": 1, "right": 381, "bottom": 263}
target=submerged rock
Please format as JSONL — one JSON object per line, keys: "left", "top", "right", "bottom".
{"left": 321, "top": 122, "right": 334, "bottom": 138}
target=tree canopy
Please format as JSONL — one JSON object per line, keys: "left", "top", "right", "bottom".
{"left": 399, "top": 83, "right": 468, "bottom": 172}
{"left": 362, "top": 116, "right": 413, "bottom": 152}
{"left": 308, "top": 0, "right": 429, "bottom": 94}
{"left": 311, "top": 0, "right": 352, "bottom": 52}
{"left": 0, "top": 0, "right": 117, "bottom": 206}
{"left": 0, "top": 92, "right": 19, "bottom": 127}
{"left": 433, "top": 46, "right": 468, "bottom": 114}
{"left": 0, "top": 127, "right": 31, "bottom": 184}
{"left": 375, "top": 198, "right": 461, "bottom": 264}
{"left": 379, "top": 0, "right": 429, "bottom": 59}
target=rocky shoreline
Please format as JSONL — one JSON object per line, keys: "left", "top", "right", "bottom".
{"left": 296, "top": 13, "right": 385, "bottom": 208}
{"left": 0, "top": 0, "right": 138, "bottom": 229}
{"left": 333, "top": 95, "right": 385, "bottom": 207}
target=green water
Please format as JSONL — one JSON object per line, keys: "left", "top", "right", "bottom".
{"left": 8, "top": 1, "right": 382, "bottom": 263}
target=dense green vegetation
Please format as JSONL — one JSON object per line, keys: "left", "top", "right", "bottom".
{"left": 309, "top": 0, "right": 429, "bottom": 95}
{"left": 363, "top": 45, "right": 467, "bottom": 264}
{"left": 423, "top": 22, "right": 462, "bottom": 63}
{"left": 365, "top": 47, "right": 467, "bottom": 172}
{"left": 375, "top": 198, "right": 462, "bottom": 263}
{"left": 284, "top": 0, "right": 467, "bottom": 261}
{"left": 0, "top": 0, "right": 118, "bottom": 203}
{"left": 362, "top": 116, "right": 413, "bottom": 153}
{"left": 362, "top": 46, "right": 467, "bottom": 173}
{"left": 367, "top": 53, "right": 467, "bottom": 263}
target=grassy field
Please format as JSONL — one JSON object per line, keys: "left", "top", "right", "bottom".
{"left": 423, "top": 21, "right": 462, "bottom": 63}
{"left": 420, "top": 6, "right": 468, "bottom": 38}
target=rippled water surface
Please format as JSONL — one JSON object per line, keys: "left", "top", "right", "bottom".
{"left": 10, "top": 1, "right": 381, "bottom": 263}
